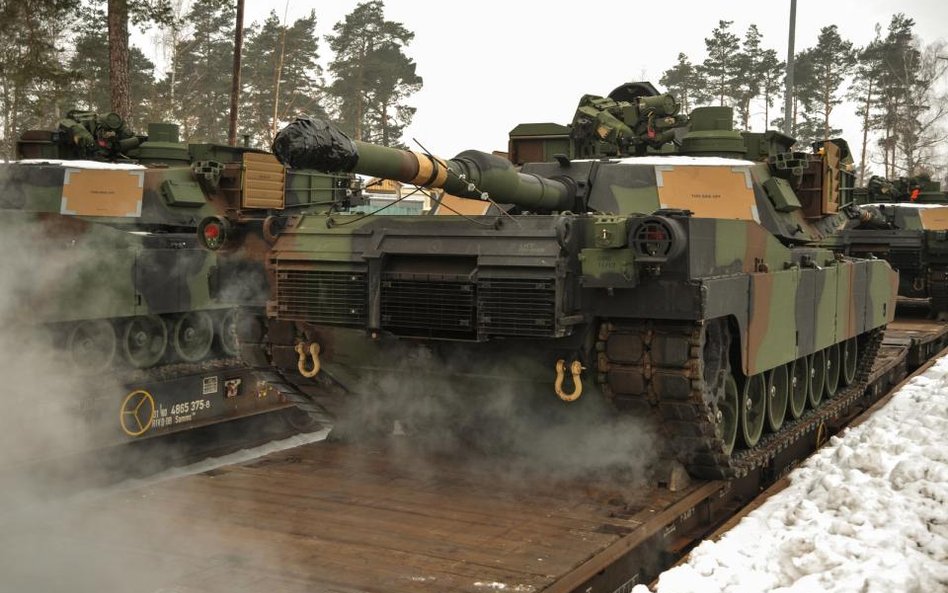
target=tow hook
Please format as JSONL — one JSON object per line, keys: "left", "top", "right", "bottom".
{"left": 555, "top": 359, "right": 585, "bottom": 402}
{"left": 295, "top": 342, "right": 321, "bottom": 378}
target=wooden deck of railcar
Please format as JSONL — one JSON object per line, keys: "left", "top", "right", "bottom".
{"left": 4, "top": 440, "right": 690, "bottom": 593}
{"left": 4, "top": 318, "right": 946, "bottom": 593}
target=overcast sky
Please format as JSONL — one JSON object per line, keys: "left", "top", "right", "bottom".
{"left": 149, "top": 1, "right": 948, "bottom": 169}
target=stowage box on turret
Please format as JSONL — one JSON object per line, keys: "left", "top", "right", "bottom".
{"left": 220, "top": 84, "right": 898, "bottom": 478}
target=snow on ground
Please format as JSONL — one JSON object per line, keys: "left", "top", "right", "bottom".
{"left": 636, "top": 356, "right": 948, "bottom": 593}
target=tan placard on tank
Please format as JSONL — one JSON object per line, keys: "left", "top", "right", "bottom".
{"left": 655, "top": 165, "right": 758, "bottom": 221}
{"left": 60, "top": 168, "right": 145, "bottom": 217}
{"left": 918, "top": 207, "right": 948, "bottom": 230}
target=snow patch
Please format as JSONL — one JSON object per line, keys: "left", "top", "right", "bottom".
{"left": 636, "top": 355, "right": 948, "bottom": 593}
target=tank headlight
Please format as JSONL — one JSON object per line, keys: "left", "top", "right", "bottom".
{"left": 630, "top": 216, "right": 686, "bottom": 263}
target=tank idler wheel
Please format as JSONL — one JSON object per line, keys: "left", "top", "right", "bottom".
{"left": 841, "top": 337, "right": 858, "bottom": 386}
{"left": 824, "top": 343, "right": 841, "bottom": 398}
{"left": 121, "top": 315, "right": 168, "bottom": 368}
{"left": 171, "top": 311, "right": 214, "bottom": 362}
{"left": 766, "top": 364, "right": 789, "bottom": 433}
{"left": 788, "top": 357, "right": 808, "bottom": 420}
{"left": 218, "top": 308, "right": 239, "bottom": 357}
{"left": 807, "top": 350, "right": 825, "bottom": 409}
{"left": 740, "top": 373, "right": 766, "bottom": 448}
{"left": 67, "top": 319, "right": 117, "bottom": 374}
{"left": 715, "top": 373, "right": 740, "bottom": 455}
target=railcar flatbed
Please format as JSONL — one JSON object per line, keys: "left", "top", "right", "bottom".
{"left": 6, "top": 319, "right": 946, "bottom": 593}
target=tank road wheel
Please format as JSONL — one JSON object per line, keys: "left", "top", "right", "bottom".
{"left": 67, "top": 320, "right": 117, "bottom": 373}
{"left": 121, "top": 315, "right": 168, "bottom": 368}
{"left": 716, "top": 373, "right": 740, "bottom": 455}
{"left": 739, "top": 373, "right": 766, "bottom": 448}
{"left": 217, "top": 308, "right": 239, "bottom": 357}
{"left": 788, "top": 357, "right": 808, "bottom": 420}
{"left": 807, "top": 350, "right": 825, "bottom": 409}
{"left": 171, "top": 311, "right": 214, "bottom": 362}
{"left": 766, "top": 365, "right": 789, "bottom": 433}
{"left": 824, "top": 343, "right": 841, "bottom": 398}
{"left": 842, "top": 337, "right": 858, "bottom": 386}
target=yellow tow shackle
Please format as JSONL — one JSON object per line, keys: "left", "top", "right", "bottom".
{"left": 295, "top": 342, "right": 321, "bottom": 378}
{"left": 555, "top": 359, "right": 585, "bottom": 402}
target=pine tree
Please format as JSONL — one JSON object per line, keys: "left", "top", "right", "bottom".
{"left": 848, "top": 29, "right": 886, "bottom": 184}
{"left": 758, "top": 48, "right": 784, "bottom": 129}
{"left": 106, "top": 0, "right": 173, "bottom": 119}
{"left": 733, "top": 25, "right": 764, "bottom": 130}
{"left": 361, "top": 39, "right": 421, "bottom": 146}
{"left": 659, "top": 53, "right": 708, "bottom": 114}
{"left": 894, "top": 40, "right": 948, "bottom": 176}
{"left": 242, "top": 10, "right": 325, "bottom": 147}
{"left": 777, "top": 50, "right": 829, "bottom": 144}
{"left": 0, "top": 1, "right": 79, "bottom": 157}
{"left": 64, "top": 4, "right": 158, "bottom": 132}
{"left": 698, "top": 20, "right": 741, "bottom": 107}
{"left": 797, "top": 26, "right": 856, "bottom": 142}
{"left": 169, "top": 0, "right": 235, "bottom": 142}
{"left": 325, "top": 0, "right": 421, "bottom": 145}
{"left": 875, "top": 14, "right": 919, "bottom": 177}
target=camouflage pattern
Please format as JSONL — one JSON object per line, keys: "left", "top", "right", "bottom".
{"left": 234, "top": 85, "right": 897, "bottom": 477}
{"left": 0, "top": 118, "right": 356, "bottom": 372}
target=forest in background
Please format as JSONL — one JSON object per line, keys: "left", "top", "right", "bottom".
{"left": 0, "top": 0, "right": 420, "bottom": 154}
{"left": 660, "top": 15, "right": 947, "bottom": 183}
{"left": 0, "top": 1, "right": 945, "bottom": 183}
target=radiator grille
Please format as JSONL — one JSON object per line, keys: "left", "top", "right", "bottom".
{"left": 276, "top": 269, "right": 367, "bottom": 325}
{"left": 478, "top": 278, "right": 556, "bottom": 337}
{"left": 381, "top": 278, "right": 475, "bottom": 338}
{"left": 275, "top": 266, "right": 560, "bottom": 339}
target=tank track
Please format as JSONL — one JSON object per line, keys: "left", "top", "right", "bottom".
{"left": 234, "top": 311, "right": 334, "bottom": 425}
{"left": 597, "top": 320, "right": 884, "bottom": 479}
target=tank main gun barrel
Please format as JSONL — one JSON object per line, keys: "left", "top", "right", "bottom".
{"left": 272, "top": 117, "right": 577, "bottom": 212}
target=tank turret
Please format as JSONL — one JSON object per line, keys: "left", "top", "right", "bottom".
{"left": 273, "top": 104, "right": 865, "bottom": 248}
{"left": 230, "top": 84, "right": 897, "bottom": 480}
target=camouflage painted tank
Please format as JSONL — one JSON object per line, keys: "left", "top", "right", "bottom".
{"left": 1, "top": 112, "right": 357, "bottom": 373}
{"left": 222, "top": 85, "right": 897, "bottom": 478}
{"left": 832, "top": 175, "right": 948, "bottom": 314}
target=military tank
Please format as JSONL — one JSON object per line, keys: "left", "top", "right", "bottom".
{"left": 3, "top": 112, "right": 356, "bottom": 372}
{"left": 832, "top": 175, "right": 948, "bottom": 315}
{"left": 0, "top": 112, "right": 360, "bottom": 454}
{"left": 213, "top": 85, "right": 897, "bottom": 478}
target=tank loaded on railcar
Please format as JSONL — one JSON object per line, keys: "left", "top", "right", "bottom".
{"left": 831, "top": 175, "right": 948, "bottom": 316}
{"left": 0, "top": 111, "right": 358, "bottom": 451}
{"left": 205, "top": 84, "right": 897, "bottom": 478}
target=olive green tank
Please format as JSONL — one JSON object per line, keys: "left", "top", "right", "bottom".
{"left": 218, "top": 85, "right": 897, "bottom": 478}
{"left": 1, "top": 113, "right": 357, "bottom": 373}
{"left": 832, "top": 175, "right": 948, "bottom": 314}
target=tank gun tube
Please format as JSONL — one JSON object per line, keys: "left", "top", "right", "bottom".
{"left": 272, "top": 117, "right": 577, "bottom": 212}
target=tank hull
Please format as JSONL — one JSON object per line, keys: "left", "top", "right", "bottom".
{"left": 253, "top": 211, "right": 896, "bottom": 476}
